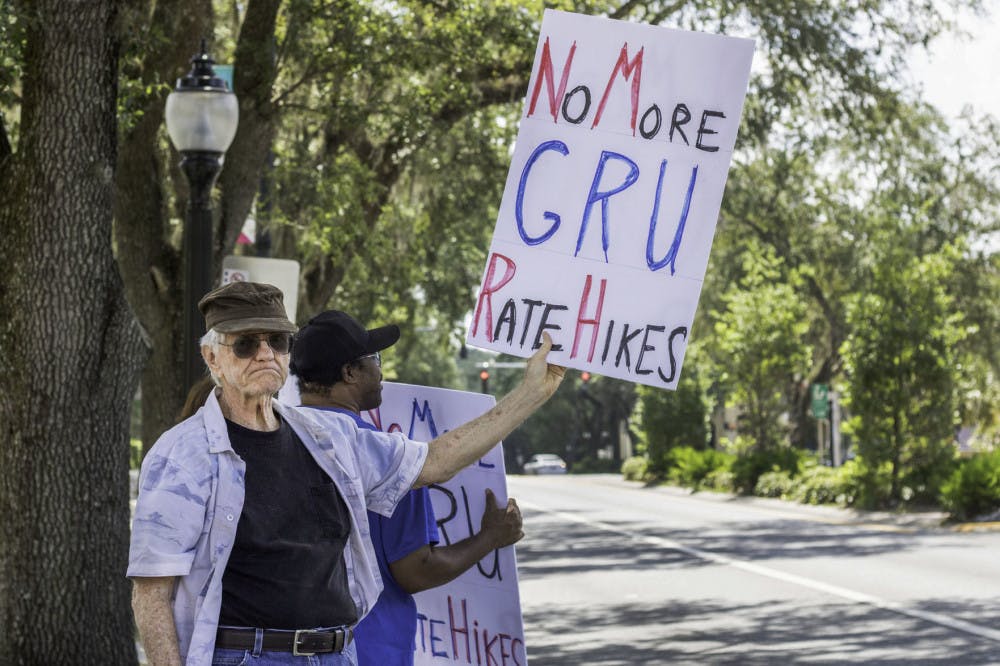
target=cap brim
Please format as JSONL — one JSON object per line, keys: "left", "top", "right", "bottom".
{"left": 214, "top": 317, "right": 298, "bottom": 334}
{"left": 367, "top": 324, "right": 400, "bottom": 353}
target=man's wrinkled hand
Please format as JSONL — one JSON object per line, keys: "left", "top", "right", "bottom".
{"left": 524, "top": 332, "right": 566, "bottom": 401}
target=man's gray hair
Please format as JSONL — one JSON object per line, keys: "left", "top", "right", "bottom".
{"left": 200, "top": 329, "right": 224, "bottom": 386}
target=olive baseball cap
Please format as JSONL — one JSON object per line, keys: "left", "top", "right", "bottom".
{"left": 290, "top": 310, "right": 400, "bottom": 384}
{"left": 197, "top": 282, "right": 297, "bottom": 334}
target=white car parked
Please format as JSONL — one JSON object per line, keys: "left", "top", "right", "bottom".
{"left": 522, "top": 453, "right": 567, "bottom": 475}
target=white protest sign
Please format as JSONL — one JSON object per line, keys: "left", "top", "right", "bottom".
{"left": 467, "top": 9, "right": 754, "bottom": 389}
{"left": 359, "top": 383, "right": 527, "bottom": 666}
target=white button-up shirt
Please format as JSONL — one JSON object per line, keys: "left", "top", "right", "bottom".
{"left": 127, "top": 390, "right": 427, "bottom": 665}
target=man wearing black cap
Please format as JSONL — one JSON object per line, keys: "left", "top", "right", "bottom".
{"left": 128, "top": 282, "right": 564, "bottom": 666}
{"left": 290, "top": 311, "right": 525, "bottom": 666}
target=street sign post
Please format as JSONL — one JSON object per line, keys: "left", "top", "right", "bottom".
{"left": 810, "top": 383, "right": 830, "bottom": 419}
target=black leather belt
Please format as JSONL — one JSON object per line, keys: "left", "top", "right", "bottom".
{"left": 216, "top": 627, "right": 353, "bottom": 656}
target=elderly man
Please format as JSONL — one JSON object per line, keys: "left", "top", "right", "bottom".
{"left": 128, "top": 282, "right": 564, "bottom": 666}
{"left": 290, "top": 310, "right": 524, "bottom": 665}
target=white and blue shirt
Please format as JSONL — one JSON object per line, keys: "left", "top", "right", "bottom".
{"left": 127, "top": 390, "right": 428, "bottom": 665}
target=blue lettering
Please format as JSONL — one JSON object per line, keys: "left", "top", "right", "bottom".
{"left": 646, "top": 160, "right": 698, "bottom": 274}
{"left": 408, "top": 399, "right": 439, "bottom": 439}
{"left": 516, "top": 140, "right": 569, "bottom": 246}
{"left": 576, "top": 151, "right": 640, "bottom": 262}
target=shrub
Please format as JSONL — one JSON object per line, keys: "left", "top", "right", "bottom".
{"left": 573, "top": 457, "right": 621, "bottom": 474}
{"left": 705, "top": 468, "right": 736, "bottom": 492}
{"left": 637, "top": 352, "right": 710, "bottom": 478}
{"left": 667, "top": 446, "right": 734, "bottom": 489}
{"left": 940, "top": 450, "right": 1000, "bottom": 521}
{"left": 788, "top": 463, "right": 851, "bottom": 506}
{"left": 901, "top": 440, "right": 960, "bottom": 507}
{"left": 731, "top": 447, "right": 805, "bottom": 494}
{"left": 621, "top": 456, "right": 651, "bottom": 482}
{"left": 754, "top": 469, "right": 796, "bottom": 498}
{"left": 842, "top": 457, "right": 894, "bottom": 509}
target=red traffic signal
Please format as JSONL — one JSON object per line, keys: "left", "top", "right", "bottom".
{"left": 479, "top": 369, "right": 490, "bottom": 393}
{"left": 580, "top": 371, "right": 591, "bottom": 383}
{"left": 479, "top": 370, "right": 490, "bottom": 381}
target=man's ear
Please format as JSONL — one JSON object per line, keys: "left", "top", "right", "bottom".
{"left": 340, "top": 362, "right": 358, "bottom": 385}
{"left": 202, "top": 346, "right": 221, "bottom": 377}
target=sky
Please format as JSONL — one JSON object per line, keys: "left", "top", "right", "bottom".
{"left": 907, "top": 1, "right": 1000, "bottom": 121}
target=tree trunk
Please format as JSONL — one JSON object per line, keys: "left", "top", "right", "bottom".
{"left": 216, "top": 0, "right": 282, "bottom": 261}
{"left": 0, "top": 0, "right": 145, "bottom": 661}
{"left": 114, "top": 0, "right": 214, "bottom": 450}
{"left": 114, "top": 0, "right": 282, "bottom": 450}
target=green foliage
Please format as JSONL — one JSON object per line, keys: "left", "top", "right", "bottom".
{"left": 130, "top": 438, "right": 143, "bottom": 470}
{"left": 787, "top": 462, "right": 853, "bottom": 506}
{"left": 754, "top": 459, "right": 860, "bottom": 506}
{"left": 730, "top": 446, "right": 806, "bottom": 494}
{"left": 573, "top": 457, "right": 621, "bottom": 473}
{"left": 840, "top": 457, "right": 894, "bottom": 510}
{"left": 710, "top": 246, "right": 812, "bottom": 450}
{"left": 940, "top": 451, "right": 1000, "bottom": 521}
{"left": 496, "top": 371, "right": 582, "bottom": 470}
{"left": 754, "top": 469, "right": 796, "bottom": 498}
{"left": 621, "top": 455, "right": 651, "bottom": 482}
{"left": 704, "top": 467, "right": 736, "bottom": 493}
{"left": 842, "top": 246, "right": 970, "bottom": 505}
{"left": 665, "top": 446, "right": 734, "bottom": 489}
{"left": 637, "top": 343, "right": 711, "bottom": 475}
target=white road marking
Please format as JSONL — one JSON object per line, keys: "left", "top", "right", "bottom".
{"left": 522, "top": 501, "right": 1000, "bottom": 644}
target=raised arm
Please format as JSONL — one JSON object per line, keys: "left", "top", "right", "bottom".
{"left": 415, "top": 334, "right": 565, "bottom": 487}
{"left": 388, "top": 489, "right": 523, "bottom": 593}
{"left": 132, "top": 576, "right": 182, "bottom": 666}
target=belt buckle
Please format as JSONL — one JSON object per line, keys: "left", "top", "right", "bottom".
{"left": 293, "top": 629, "right": 317, "bottom": 657}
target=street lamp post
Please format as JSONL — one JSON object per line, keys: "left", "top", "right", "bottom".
{"left": 164, "top": 41, "right": 238, "bottom": 391}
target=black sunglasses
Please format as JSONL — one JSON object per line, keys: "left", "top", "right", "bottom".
{"left": 220, "top": 332, "right": 293, "bottom": 359}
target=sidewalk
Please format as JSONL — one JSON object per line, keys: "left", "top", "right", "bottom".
{"left": 607, "top": 475, "right": 994, "bottom": 533}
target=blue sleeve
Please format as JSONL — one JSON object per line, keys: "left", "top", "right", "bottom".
{"left": 381, "top": 488, "right": 439, "bottom": 564}
{"left": 417, "top": 486, "right": 440, "bottom": 546}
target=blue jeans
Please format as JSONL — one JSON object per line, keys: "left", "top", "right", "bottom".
{"left": 212, "top": 628, "right": 358, "bottom": 666}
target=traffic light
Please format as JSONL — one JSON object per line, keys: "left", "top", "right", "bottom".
{"left": 580, "top": 371, "right": 591, "bottom": 383}
{"left": 479, "top": 369, "right": 490, "bottom": 394}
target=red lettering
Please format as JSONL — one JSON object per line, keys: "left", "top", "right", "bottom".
{"left": 365, "top": 408, "right": 382, "bottom": 431}
{"left": 472, "top": 253, "right": 518, "bottom": 341}
{"left": 448, "top": 595, "right": 471, "bottom": 662}
{"left": 591, "top": 43, "right": 644, "bottom": 134}
{"left": 526, "top": 38, "right": 578, "bottom": 122}
{"left": 571, "top": 274, "right": 607, "bottom": 361}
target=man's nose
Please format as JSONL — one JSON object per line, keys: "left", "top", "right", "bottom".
{"left": 255, "top": 338, "right": 277, "bottom": 360}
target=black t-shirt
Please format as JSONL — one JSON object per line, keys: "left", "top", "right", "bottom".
{"left": 219, "top": 416, "right": 358, "bottom": 629}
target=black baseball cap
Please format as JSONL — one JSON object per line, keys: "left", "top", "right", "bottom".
{"left": 290, "top": 310, "right": 400, "bottom": 384}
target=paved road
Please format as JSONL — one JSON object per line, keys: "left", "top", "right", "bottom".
{"left": 508, "top": 474, "right": 1000, "bottom": 665}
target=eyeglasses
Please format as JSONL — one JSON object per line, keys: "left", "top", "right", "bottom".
{"left": 220, "top": 332, "right": 293, "bottom": 359}
{"left": 355, "top": 351, "right": 381, "bottom": 366}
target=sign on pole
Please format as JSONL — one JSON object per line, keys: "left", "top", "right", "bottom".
{"left": 361, "top": 383, "right": 527, "bottom": 666}
{"left": 467, "top": 9, "right": 754, "bottom": 390}
{"left": 810, "top": 383, "right": 830, "bottom": 420}
{"left": 221, "top": 255, "right": 301, "bottom": 321}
